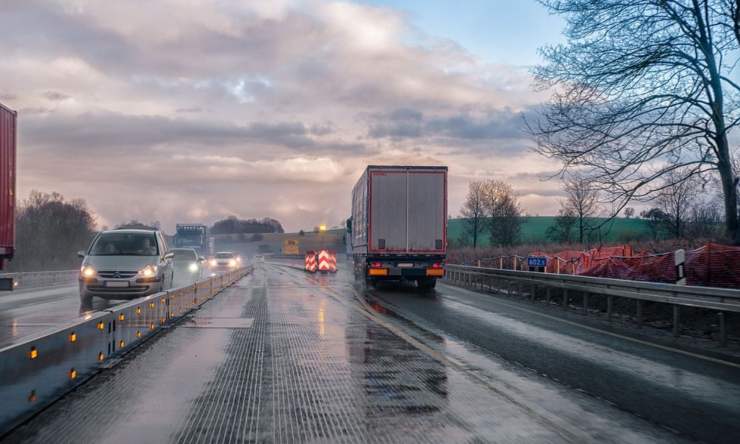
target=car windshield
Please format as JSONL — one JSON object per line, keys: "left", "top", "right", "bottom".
{"left": 215, "top": 253, "right": 233, "bottom": 259}
{"left": 89, "top": 232, "right": 159, "bottom": 256}
{"left": 173, "top": 249, "right": 197, "bottom": 261}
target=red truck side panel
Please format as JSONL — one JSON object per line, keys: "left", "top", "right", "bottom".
{"left": 0, "top": 102, "right": 16, "bottom": 259}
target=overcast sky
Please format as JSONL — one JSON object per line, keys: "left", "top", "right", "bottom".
{"left": 1, "top": 0, "right": 567, "bottom": 232}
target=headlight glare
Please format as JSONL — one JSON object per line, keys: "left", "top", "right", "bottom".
{"left": 80, "top": 266, "right": 96, "bottom": 278}
{"left": 188, "top": 262, "right": 199, "bottom": 273}
{"left": 138, "top": 265, "right": 158, "bottom": 278}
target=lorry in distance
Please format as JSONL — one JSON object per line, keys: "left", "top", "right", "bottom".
{"left": 0, "top": 102, "right": 16, "bottom": 290}
{"left": 173, "top": 224, "right": 208, "bottom": 256}
{"left": 349, "top": 165, "right": 447, "bottom": 291}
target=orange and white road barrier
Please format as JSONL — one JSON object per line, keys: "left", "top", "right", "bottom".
{"left": 317, "top": 250, "right": 337, "bottom": 273}
{"left": 304, "top": 251, "right": 317, "bottom": 273}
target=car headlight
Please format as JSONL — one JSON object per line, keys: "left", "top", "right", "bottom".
{"left": 188, "top": 262, "right": 199, "bottom": 273}
{"left": 209, "top": 259, "right": 217, "bottom": 267}
{"left": 228, "top": 259, "right": 237, "bottom": 268}
{"left": 137, "top": 265, "right": 158, "bottom": 278}
{"left": 80, "top": 265, "right": 96, "bottom": 278}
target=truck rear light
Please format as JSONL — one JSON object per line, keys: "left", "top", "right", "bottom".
{"left": 431, "top": 262, "right": 444, "bottom": 269}
{"left": 368, "top": 268, "right": 388, "bottom": 277}
{"left": 426, "top": 268, "right": 444, "bottom": 277}
{"left": 370, "top": 262, "right": 383, "bottom": 268}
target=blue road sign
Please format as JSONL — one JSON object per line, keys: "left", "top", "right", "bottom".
{"left": 527, "top": 256, "right": 547, "bottom": 268}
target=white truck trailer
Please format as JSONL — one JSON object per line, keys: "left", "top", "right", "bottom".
{"left": 349, "top": 165, "right": 447, "bottom": 290}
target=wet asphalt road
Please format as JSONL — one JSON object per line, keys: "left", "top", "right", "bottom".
{"left": 0, "top": 285, "right": 113, "bottom": 349}
{"left": 3, "top": 261, "right": 705, "bottom": 443}
{"left": 0, "top": 272, "right": 206, "bottom": 349}
{"left": 366, "top": 280, "right": 740, "bottom": 444}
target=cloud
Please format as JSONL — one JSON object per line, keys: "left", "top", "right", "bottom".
{"left": 42, "top": 91, "right": 71, "bottom": 101}
{"left": 367, "top": 108, "right": 424, "bottom": 138}
{"left": 21, "top": 112, "right": 326, "bottom": 150}
{"left": 367, "top": 107, "right": 530, "bottom": 141}
{"left": 3, "top": 0, "right": 556, "bottom": 231}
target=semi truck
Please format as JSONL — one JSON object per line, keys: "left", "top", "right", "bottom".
{"left": 0, "top": 103, "right": 16, "bottom": 290}
{"left": 349, "top": 165, "right": 447, "bottom": 291}
{"left": 173, "top": 224, "right": 208, "bottom": 255}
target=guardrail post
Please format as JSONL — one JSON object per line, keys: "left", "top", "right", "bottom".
{"left": 545, "top": 287, "right": 551, "bottom": 304}
{"left": 562, "top": 288, "right": 568, "bottom": 308}
{"left": 607, "top": 296, "right": 613, "bottom": 322}
{"left": 531, "top": 285, "right": 536, "bottom": 301}
{"left": 583, "top": 293, "right": 589, "bottom": 315}
{"left": 672, "top": 305, "right": 680, "bottom": 338}
{"left": 636, "top": 301, "right": 643, "bottom": 329}
{"left": 719, "top": 312, "right": 727, "bottom": 347}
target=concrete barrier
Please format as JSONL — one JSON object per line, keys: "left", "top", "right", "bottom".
{"left": 0, "top": 267, "right": 250, "bottom": 436}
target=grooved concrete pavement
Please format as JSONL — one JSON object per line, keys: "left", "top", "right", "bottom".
{"left": 3, "top": 263, "right": 687, "bottom": 443}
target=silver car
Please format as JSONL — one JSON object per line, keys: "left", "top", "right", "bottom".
{"left": 207, "top": 251, "right": 241, "bottom": 273}
{"left": 171, "top": 247, "right": 206, "bottom": 287}
{"left": 78, "top": 229, "right": 174, "bottom": 306}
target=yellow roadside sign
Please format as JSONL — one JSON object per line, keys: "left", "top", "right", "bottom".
{"left": 282, "top": 239, "right": 299, "bottom": 255}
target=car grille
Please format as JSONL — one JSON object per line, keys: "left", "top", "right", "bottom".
{"left": 87, "top": 285, "right": 149, "bottom": 293}
{"left": 97, "top": 270, "right": 138, "bottom": 279}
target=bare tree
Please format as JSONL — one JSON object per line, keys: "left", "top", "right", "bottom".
{"left": 562, "top": 178, "right": 600, "bottom": 244}
{"left": 530, "top": 0, "right": 740, "bottom": 243}
{"left": 547, "top": 208, "right": 577, "bottom": 243}
{"left": 481, "top": 180, "right": 522, "bottom": 246}
{"left": 10, "top": 191, "right": 96, "bottom": 271}
{"left": 641, "top": 207, "right": 671, "bottom": 240}
{"left": 624, "top": 207, "right": 635, "bottom": 218}
{"left": 687, "top": 199, "right": 723, "bottom": 237}
{"left": 728, "top": 0, "right": 740, "bottom": 44}
{"left": 655, "top": 174, "right": 699, "bottom": 238}
{"left": 460, "top": 181, "right": 487, "bottom": 249}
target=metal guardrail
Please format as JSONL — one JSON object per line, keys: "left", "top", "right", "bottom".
{"left": 0, "top": 270, "right": 79, "bottom": 292}
{"left": 0, "top": 266, "right": 250, "bottom": 436}
{"left": 445, "top": 265, "right": 740, "bottom": 344}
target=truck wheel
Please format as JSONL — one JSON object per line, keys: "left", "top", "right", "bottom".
{"left": 417, "top": 278, "right": 436, "bottom": 292}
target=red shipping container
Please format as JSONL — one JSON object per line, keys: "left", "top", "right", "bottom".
{"left": 0, "top": 102, "right": 16, "bottom": 262}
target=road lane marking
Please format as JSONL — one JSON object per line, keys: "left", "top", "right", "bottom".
{"left": 441, "top": 282, "right": 740, "bottom": 370}
{"left": 183, "top": 318, "right": 254, "bottom": 329}
{"left": 268, "top": 263, "right": 591, "bottom": 443}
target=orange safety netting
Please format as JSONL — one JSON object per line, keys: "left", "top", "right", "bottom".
{"left": 579, "top": 253, "right": 675, "bottom": 283}
{"left": 684, "top": 243, "right": 740, "bottom": 288}
{"left": 540, "top": 242, "right": 740, "bottom": 288}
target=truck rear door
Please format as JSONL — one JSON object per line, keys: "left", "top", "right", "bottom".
{"left": 369, "top": 170, "right": 407, "bottom": 252}
{"left": 407, "top": 171, "right": 445, "bottom": 252}
{"left": 369, "top": 168, "right": 446, "bottom": 254}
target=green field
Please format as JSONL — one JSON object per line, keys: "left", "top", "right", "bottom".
{"left": 448, "top": 216, "right": 653, "bottom": 246}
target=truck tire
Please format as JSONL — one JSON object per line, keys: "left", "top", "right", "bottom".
{"left": 417, "top": 278, "right": 436, "bottom": 292}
